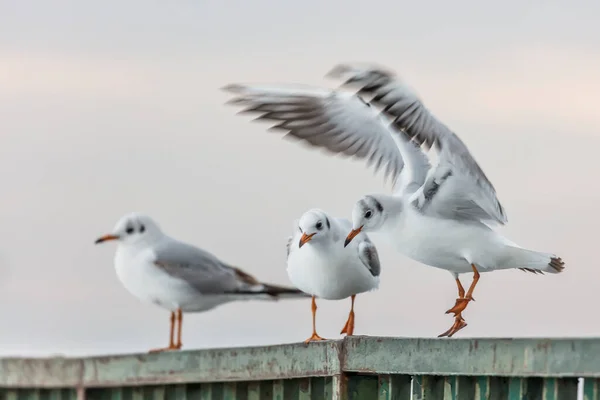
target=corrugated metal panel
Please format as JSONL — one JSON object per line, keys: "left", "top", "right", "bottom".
{"left": 410, "top": 375, "right": 580, "bottom": 399}
{"left": 85, "top": 378, "right": 331, "bottom": 400}
{"left": 0, "top": 389, "right": 78, "bottom": 400}
{"left": 585, "top": 379, "right": 600, "bottom": 400}
{"left": 0, "top": 376, "right": 594, "bottom": 399}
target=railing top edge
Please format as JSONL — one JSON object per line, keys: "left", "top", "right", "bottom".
{"left": 2, "top": 336, "right": 600, "bottom": 388}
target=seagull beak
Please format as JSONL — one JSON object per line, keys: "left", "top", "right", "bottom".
{"left": 299, "top": 233, "right": 316, "bottom": 248}
{"left": 344, "top": 226, "right": 363, "bottom": 247}
{"left": 94, "top": 234, "right": 120, "bottom": 244}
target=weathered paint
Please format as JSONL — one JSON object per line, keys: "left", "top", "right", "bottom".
{"left": 344, "top": 336, "right": 600, "bottom": 377}
{"left": 1, "top": 337, "right": 599, "bottom": 399}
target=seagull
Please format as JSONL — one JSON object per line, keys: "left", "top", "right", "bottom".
{"left": 95, "top": 212, "right": 308, "bottom": 352}
{"left": 286, "top": 209, "right": 380, "bottom": 343}
{"left": 222, "top": 63, "right": 565, "bottom": 337}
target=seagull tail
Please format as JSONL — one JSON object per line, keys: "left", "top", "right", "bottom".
{"left": 229, "top": 266, "right": 309, "bottom": 300}
{"left": 506, "top": 246, "right": 565, "bottom": 275}
{"left": 258, "top": 283, "right": 311, "bottom": 300}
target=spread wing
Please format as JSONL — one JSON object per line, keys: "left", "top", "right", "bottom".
{"left": 223, "top": 83, "right": 428, "bottom": 191}
{"left": 327, "top": 63, "right": 507, "bottom": 225}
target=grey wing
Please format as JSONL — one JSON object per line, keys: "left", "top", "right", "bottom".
{"left": 223, "top": 83, "right": 407, "bottom": 186}
{"left": 358, "top": 239, "right": 381, "bottom": 277}
{"left": 409, "top": 166, "right": 502, "bottom": 224}
{"left": 152, "top": 239, "right": 259, "bottom": 294}
{"left": 327, "top": 64, "right": 507, "bottom": 224}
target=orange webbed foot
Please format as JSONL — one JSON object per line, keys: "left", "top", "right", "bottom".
{"left": 438, "top": 315, "right": 468, "bottom": 338}
{"left": 304, "top": 333, "right": 326, "bottom": 343}
{"left": 340, "top": 312, "right": 355, "bottom": 336}
{"left": 148, "top": 344, "right": 180, "bottom": 353}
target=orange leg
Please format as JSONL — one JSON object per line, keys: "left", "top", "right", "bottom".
{"left": 438, "top": 265, "right": 480, "bottom": 338}
{"left": 304, "top": 296, "right": 326, "bottom": 343}
{"left": 149, "top": 311, "right": 179, "bottom": 353}
{"left": 340, "top": 295, "right": 356, "bottom": 336}
{"left": 175, "top": 309, "right": 183, "bottom": 349}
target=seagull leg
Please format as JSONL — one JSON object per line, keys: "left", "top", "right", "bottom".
{"left": 438, "top": 265, "right": 480, "bottom": 338}
{"left": 148, "top": 311, "right": 179, "bottom": 353}
{"left": 445, "top": 265, "right": 480, "bottom": 316}
{"left": 340, "top": 295, "right": 356, "bottom": 336}
{"left": 304, "top": 296, "right": 326, "bottom": 343}
{"left": 175, "top": 309, "right": 183, "bottom": 349}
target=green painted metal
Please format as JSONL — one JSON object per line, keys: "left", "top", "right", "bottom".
{"left": 0, "top": 337, "right": 599, "bottom": 399}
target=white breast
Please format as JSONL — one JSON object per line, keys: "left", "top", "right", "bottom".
{"left": 287, "top": 241, "right": 378, "bottom": 300}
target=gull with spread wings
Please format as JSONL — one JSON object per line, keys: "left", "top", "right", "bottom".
{"left": 95, "top": 213, "right": 308, "bottom": 352}
{"left": 223, "top": 63, "right": 565, "bottom": 337}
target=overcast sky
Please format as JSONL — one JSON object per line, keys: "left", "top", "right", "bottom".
{"left": 0, "top": 0, "right": 599, "bottom": 357}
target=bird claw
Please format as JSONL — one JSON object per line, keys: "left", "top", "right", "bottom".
{"left": 438, "top": 316, "right": 468, "bottom": 338}
{"left": 148, "top": 344, "right": 181, "bottom": 353}
{"left": 304, "top": 333, "right": 326, "bottom": 343}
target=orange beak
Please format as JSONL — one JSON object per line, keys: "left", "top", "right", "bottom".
{"left": 344, "top": 226, "right": 363, "bottom": 247}
{"left": 94, "top": 234, "right": 120, "bottom": 244}
{"left": 299, "top": 232, "right": 316, "bottom": 248}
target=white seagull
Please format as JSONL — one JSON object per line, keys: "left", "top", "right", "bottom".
{"left": 95, "top": 212, "right": 308, "bottom": 352}
{"left": 287, "top": 209, "right": 380, "bottom": 342}
{"left": 223, "top": 63, "right": 565, "bottom": 337}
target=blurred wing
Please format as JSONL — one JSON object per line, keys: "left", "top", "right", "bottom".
{"left": 152, "top": 239, "right": 264, "bottom": 294}
{"left": 390, "top": 129, "right": 431, "bottom": 196}
{"left": 223, "top": 83, "right": 407, "bottom": 187}
{"left": 328, "top": 64, "right": 507, "bottom": 224}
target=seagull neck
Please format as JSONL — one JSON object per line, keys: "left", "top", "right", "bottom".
{"left": 378, "top": 194, "right": 404, "bottom": 215}
{"left": 378, "top": 195, "right": 405, "bottom": 231}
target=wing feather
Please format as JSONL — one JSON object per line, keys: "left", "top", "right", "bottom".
{"left": 327, "top": 63, "right": 507, "bottom": 224}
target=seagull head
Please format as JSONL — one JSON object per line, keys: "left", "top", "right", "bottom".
{"left": 95, "top": 213, "right": 164, "bottom": 246}
{"left": 297, "top": 209, "right": 331, "bottom": 248}
{"left": 345, "top": 195, "right": 386, "bottom": 247}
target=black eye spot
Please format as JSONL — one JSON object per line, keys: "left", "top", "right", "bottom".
{"left": 125, "top": 226, "right": 134, "bottom": 235}
{"left": 365, "top": 210, "right": 373, "bottom": 219}
{"left": 139, "top": 225, "right": 146, "bottom": 233}
{"left": 316, "top": 221, "right": 323, "bottom": 230}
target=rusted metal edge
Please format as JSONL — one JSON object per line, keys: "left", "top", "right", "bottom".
{"left": 343, "top": 336, "right": 600, "bottom": 378}
{"left": 2, "top": 337, "right": 600, "bottom": 388}
{"left": 0, "top": 340, "right": 343, "bottom": 388}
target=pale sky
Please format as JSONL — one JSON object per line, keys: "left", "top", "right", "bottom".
{"left": 0, "top": 0, "right": 599, "bottom": 357}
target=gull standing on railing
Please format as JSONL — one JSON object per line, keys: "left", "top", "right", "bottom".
{"left": 95, "top": 213, "right": 309, "bottom": 352}
{"left": 286, "top": 209, "right": 381, "bottom": 342}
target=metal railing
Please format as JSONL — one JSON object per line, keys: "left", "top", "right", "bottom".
{"left": 1, "top": 336, "right": 598, "bottom": 399}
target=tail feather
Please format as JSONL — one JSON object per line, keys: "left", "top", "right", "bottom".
{"left": 507, "top": 246, "right": 565, "bottom": 274}
{"left": 229, "top": 265, "right": 309, "bottom": 299}
{"left": 259, "top": 283, "right": 310, "bottom": 299}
